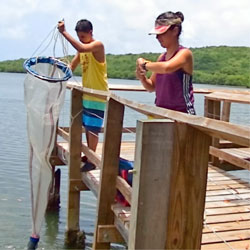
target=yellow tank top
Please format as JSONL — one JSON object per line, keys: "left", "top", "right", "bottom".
{"left": 80, "top": 52, "right": 109, "bottom": 102}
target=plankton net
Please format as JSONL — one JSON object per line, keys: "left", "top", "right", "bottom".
{"left": 23, "top": 56, "right": 72, "bottom": 247}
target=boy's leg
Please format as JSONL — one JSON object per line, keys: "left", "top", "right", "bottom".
{"left": 81, "top": 99, "right": 105, "bottom": 171}
{"left": 81, "top": 130, "right": 99, "bottom": 172}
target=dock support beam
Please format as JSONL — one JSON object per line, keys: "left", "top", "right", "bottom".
{"left": 65, "top": 89, "right": 85, "bottom": 247}
{"left": 128, "top": 120, "right": 211, "bottom": 249}
{"left": 93, "top": 98, "right": 125, "bottom": 249}
{"left": 204, "top": 98, "right": 221, "bottom": 166}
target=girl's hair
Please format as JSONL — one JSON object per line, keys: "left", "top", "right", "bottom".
{"left": 156, "top": 11, "right": 184, "bottom": 37}
{"left": 75, "top": 19, "right": 93, "bottom": 33}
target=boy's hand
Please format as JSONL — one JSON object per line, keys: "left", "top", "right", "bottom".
{"left": 57, "top": 20, "right": 65, "bottom": 33}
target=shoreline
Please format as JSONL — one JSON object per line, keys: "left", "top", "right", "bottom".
{"left": 0, "top": 71, "right": 249, "bottom": 89}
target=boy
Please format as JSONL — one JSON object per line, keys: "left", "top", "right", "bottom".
{"left": 58, "top": 19, "right": 109, "bottom": 171}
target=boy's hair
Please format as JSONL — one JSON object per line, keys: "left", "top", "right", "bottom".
{"left": 75, "top": 19, "right": 93, "bottom": 33}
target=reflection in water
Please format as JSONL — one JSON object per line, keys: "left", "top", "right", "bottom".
{"left": 44, "top": 210, "right": 60, "bottom": 246}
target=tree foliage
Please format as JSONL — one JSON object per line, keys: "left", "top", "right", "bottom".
{"left": 0, "top": 46, "right": 249, "bottom": 87}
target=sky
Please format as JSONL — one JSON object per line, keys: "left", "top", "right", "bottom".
{"left": 0, "top": 0, "right": 249, "bottom": 61}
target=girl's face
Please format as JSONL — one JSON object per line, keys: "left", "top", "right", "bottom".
{"left": 156, "top": 27, "right": 177, "bottom": 48}
{"left": 77, "top": 31, "right": 93, "bottom": 43}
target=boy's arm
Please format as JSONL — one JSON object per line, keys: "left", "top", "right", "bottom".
{"left": 58, "top": 21, "right": 105, "bottom": 62}
{"left": 61, "top": 30, "right": 102, "bottom": 53}
{"left": 70, "top": 53, "right": 80, "bottom": 71}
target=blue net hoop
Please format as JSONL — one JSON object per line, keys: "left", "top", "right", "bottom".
{"left": 23, "top": 56, "right": 72, "bottom": 82}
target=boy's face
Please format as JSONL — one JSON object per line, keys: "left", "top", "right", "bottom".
{"left": 77, "top": 31, "right": 93, "bottom": 43}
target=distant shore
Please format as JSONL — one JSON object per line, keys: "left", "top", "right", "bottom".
{"left": 0, "top": 46, "right": 249, "bottom": 87}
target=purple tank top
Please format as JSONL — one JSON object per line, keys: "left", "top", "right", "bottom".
{"left": 155, "top": 47, "right": 195, "bottom": 115}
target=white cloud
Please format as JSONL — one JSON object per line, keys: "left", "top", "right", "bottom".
{"left": 0, "top": 0, "right": 249, "bottom": 60}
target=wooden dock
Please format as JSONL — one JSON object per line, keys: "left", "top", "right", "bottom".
{"left": 48, "top": 84, "right": 250, "bottom": 249}
{"left": 56, "top": 141, "right": 250, "bottom": 250}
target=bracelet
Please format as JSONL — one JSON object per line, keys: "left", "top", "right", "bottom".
{"left": 142, "top": 61, "right": 148, "bottom": 72}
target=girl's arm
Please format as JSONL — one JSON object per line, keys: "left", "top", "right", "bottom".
{"left": 136, "top": 54, "right": 164, "bottom": 92}
{"left": 141, "top": 49, "right": 193, "bottom": 75}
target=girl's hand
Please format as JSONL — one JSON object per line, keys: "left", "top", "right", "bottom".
{"left": 136, "top": 58, "right": 147, "bottom": 79}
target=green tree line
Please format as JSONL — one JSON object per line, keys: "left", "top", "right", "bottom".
{"left": 0, "top": 46, "right": 249, "bottom": 87}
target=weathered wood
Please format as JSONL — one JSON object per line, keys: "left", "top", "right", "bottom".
{"left": 221, "top": 102, "right": 231, "bottom": 122}
{"left": 69, "top": 179, "right": 89, "bottom": 192}
{"left": 210, "top": 146, "right": 250, "bottom": 170}
{"left": 57, "top": 142, "right": 69, "bottom": 164}
{"left": 205, "top": 92, "right": 250, "bottom": 104}
{"left": 206, "top": 193, "right": 250, "bottom": 202}
{"left": 116, "top": 176, "right": 132, "bottom": 205}
{"left": 110, "top": 94, "right": 250, "bottom": 147}
{"left": 205, "top": 98, "right": 221, "bottom": 166}
{"left": 97, "top": 225, "right": 125, "bottom": 244}
{"left": 219, "top": 139, "right": 243, "bottom": 148}
{"left": 205, "top": 205, "right": 250, "bottom": 215}
{"left": 206, "top": 188, "right": 250, "bottom": 196}
{"left": 201, "top": 240, "right": 250, "bottom": 250}
{"left": 66, "top": 89, "right": 82, "bottom": 235}
{"left": 128, "top": 120, "right": 211, "bottom": 249}
{"left": 203, "top": 220, "right": 250, "bottom": 233}
{"left": 93, "top": 98, "right": 125, "bottom": 249}
{"left": 206, "top": 182, "right": 250, "bottom": 191}
{"left": 47, "top": 168, "right": 61, "bottom": 210}
{"left": 81, "top": 143, "right": 101, "bottom": 168}
{"left": 66, "top": 83, "right": 109, "bottom": 100}
{"left": 81, "top": 170, "right": 100, "bottom": 197}
{"left": 205, "top": 200, "right": 250, "bottom": 208}
{"left": 128, "top": 119, "right": 174, "bottom": 249}
{"left": 67, "top": 81, "right": 250, "bottom": 95}
{"left": 62, "top": 88, "right": 250, "bottom": 146}
{"left": 202, "top": 228, "right": 250, "bottom": 244}
{"left": 165, "top": 122, "right": 211, "bottom": 250}
{"left": 114, "top": 217, "right": 129, "bottom": 243}
{"left": 58, "top": 126, "right": 136, "bottom": 135}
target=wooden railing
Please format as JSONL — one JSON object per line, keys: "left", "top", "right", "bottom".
{"left": 52, "top": 82, "right": 250, "bottom": 249}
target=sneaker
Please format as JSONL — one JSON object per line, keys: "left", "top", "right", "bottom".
{"left": 81, "top": 155, "right": 88, "bottom": 163}
{"left": 80, "top": 161, "right": 96, "bottom": 172}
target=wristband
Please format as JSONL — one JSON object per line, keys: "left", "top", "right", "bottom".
{"left": 142, "top": 61, "right": 149, "bottom": 71}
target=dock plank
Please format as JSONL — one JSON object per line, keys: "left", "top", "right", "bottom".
{"left": 203, "top": 220, "right": 250, "bottom": 233}
{"left": 56, "top": 141, "right": 250, "bottom": 249}
{"left": 201, "top": 240, "right": 250, "bottom": 250}
{"left": 202, "top": 229, "right": 250, "bottom": 244}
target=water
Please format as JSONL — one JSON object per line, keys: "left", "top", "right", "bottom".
{"left": 0, "top": 72, "right": 249, "bottom": 249}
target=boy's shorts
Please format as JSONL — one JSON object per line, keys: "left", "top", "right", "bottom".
{"left": 82, "top": 99, "right": 106, "bottom": 133}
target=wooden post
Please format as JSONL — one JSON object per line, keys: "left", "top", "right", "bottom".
{"left": 93, "top": 98, "right": 124, "bottom": 249}
{"left": 221, "top": 101, "right": 231, "bottom": 122}
{"left": 65, "top": 89, "right": 84, "bottom": 246}
{"left": 128, "top": 119, "right": 211, "bottom": 249}
{"left": 204, "top": 98, "right": 221, "bottom": 166}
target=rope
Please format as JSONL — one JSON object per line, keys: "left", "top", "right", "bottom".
{"left": 31, "top": 25, "right": 58, "bottom": 58}
{"left": 203, "top": 218, "right": 235, "bottom": 250}
{"left": 30, "top": 20, "right": 70, "bottom": 62}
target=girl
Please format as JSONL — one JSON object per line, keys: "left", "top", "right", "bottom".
{"left": 136, "top": 11, "right": 195, "bottom": 115}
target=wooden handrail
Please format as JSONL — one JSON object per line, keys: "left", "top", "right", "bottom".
{"left": 110, "top": 93, "right": 250, "bottom": 147}
{"left": 64, "top": 84, "right": 250, "bottom": 147}
{"left": 67, "top": 81, "right": 250, "bottom": 95}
